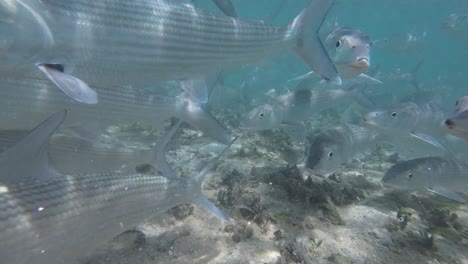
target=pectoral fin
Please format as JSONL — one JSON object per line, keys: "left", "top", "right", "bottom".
{"left": 409, "top": 132, "right": 446, "bottom": 151}
{"left": 37, "top": 64, "right": 98, "bottom": 104}
{"left": 428, "top": 186, "right": 467, "bottom": 204}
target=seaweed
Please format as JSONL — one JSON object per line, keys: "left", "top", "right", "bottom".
{"left": 224, "top": 222, "right": 253, "bottom": 243}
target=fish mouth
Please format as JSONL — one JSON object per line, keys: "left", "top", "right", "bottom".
{"left": 444, "top": 119, "right": 455, "bottom": 129}
{"left": 361, "top": 118, "right": 377, "bottom": 128}
{"left": 351, "top": 57, "right": 370, "bottom": 69}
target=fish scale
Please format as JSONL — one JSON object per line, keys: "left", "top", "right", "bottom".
{"left": 0, "top": 110, "right": 235, "bottom": 264}
{"left": 1, "top": 0, "right": 340, "bottom": 99}
{"left": 0, "top": 172, "right": 177, "bottom": 263}
{"left": 0, "top": 70, "right": 231, "bottom": 144}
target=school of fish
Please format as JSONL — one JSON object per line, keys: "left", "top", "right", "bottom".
{"left": 1, "top": 0, "right": 467, "bottom": 263}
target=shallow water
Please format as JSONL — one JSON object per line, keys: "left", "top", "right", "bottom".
{"left": 1, "top": 1, "right": 468, "bottom": 263}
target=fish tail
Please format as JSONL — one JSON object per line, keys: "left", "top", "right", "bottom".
{"left": 151, "top": 120, "right": 183, "bottom": 179}
{"left": 290, "top": 0, "right": 341, "bottom": 85}
{"left": 175, "top": 93, "right": 232, "bottom": 145}
{"left": 191, "top": 137, "right": 238, "bottom": 221}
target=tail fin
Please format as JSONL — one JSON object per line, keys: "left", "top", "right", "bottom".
{"left": 152, "top": 120, "right": 183, "bottom": 179}
{"left": 290, "top": 0, "right": 341, "bottom": 85}
{"left": 175, "top": 93, "right": 232, "bottom": 145}
{"left": 0, "top": 110, "right": 67, "bottom": 183}
{"left": 192, "top": 137, "right": 238, "bottom": 221}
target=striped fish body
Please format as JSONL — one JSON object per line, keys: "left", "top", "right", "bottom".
{"left": 38, "top": 0, "right": 297, "bottom": 86}
{"left": 383, "top": 157, "right": 468, "bottom": 197}
{"left": 0, "top": 171, "right": 197, "bottom": 264}
{"left": 3, "top": 0, "right": 339, "bottom": 90}
{"left": 0, "top": 111, "right": 234, "bottom": 264}
{"left": 0, "top": 70, "right": 231, "bottom": 144}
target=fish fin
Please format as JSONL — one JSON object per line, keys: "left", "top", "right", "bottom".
{"left": 37, "top": 64, "right": 98, "bottom": 104}
{"left": 191, "top": 137, "right": 238, "bottom": 220}
{"left": 428, "top": 187, "right": 467, "bottom": 204}
{"left": 178, "top": 79, "right": 209, "bottom": 104}
{"left": 409, "top": 132, "right": 447, "bottom": 151}
{"left": 290, "top": 0, "right": 341, "bottom": 85}
{"left": 176, "top": 93, "right": 231, "bottom": 145}
{"left": 212, "top": 0, "right": 237, "bottom": 17}
{"left": 356, "top": 74, "right": 384, "bottom": 85}
{"left": 281, "top": 122, "right": 307, "bottom": 144}
{"left": 0, "top": 110, "right": 66, "bottom": 183}
{"left": 152, "top": 121, "right": 183, "bottom": 179}
{"left": 195, "top": 195, "right": 231, "bottom": 221}
{"left": 288, "top": 71, "right": 317, "bottom": 82}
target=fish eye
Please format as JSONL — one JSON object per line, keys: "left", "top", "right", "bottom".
{"left": 336, "top": 40, "right": 342, "bottom": 48}
{"left": 328, "top": 151, "right": 334, "bottom": 158}
{"left": 259, "top": 112, "right": 265, "bottom": 118}
{"left": 408, "top": 173, "right": 413, "bottom": 179}
{"left": 391, "top": 112, "right": 397, "bottom": 118}
{"left": 455, "top": 100, "right": 459, "bottom": 106}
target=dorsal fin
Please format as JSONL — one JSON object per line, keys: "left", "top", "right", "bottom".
{"left": 0, "top": 110, "right": 67, "bottom": 183}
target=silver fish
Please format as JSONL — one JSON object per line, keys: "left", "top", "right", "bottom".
{"left": 1, "top": 0, "right": 340, "bottom": 104}
{"left": 323, "top": 26, "right": 371, "bottom": 79}
{"left": 0, "top": 118, "right": 180, "bottom": 175}
{"left": 290, "top": 26, "right": 372, "bottom": 81}
{"left": 362, "top": 102, "right": 447, "bottom": 148}
{"left": 241, "top": 83, "right": 372, "bottom": 131}
{"left": 0, "top": 70, "right": 231, "bottom": 144}
{"left": 382, "top": 156, "right": 468, "bottom": 203}
{"left": 305, "top": 123, "right": 380, "bottom": 174}
{"left": 443, "top": 95, "right": 468, "bottom": 141}
{"left": 0, "top": 110, "right": 235, "bottom": 264}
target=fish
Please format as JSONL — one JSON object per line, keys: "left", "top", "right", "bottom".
{"left": 290, "top": 26, "right": 373, "bottom": 81}
{"left": 323, "top": 27, "right": 371, "bottom": 79}
{"left": 443, "top": 12, "right": 468, "bottom": 37}
{"left": 0, "top": 118, "right": 181, "bottom": 175}
{"left": 305, "top": 123, "right": 380, "bottom": 174}
{"left": 0, "top": 70, "right": 231, "bottom": 144}
{"left": 0, "top": 110, "right": 236, "bottom": 264}
{"left": 1, "top": 0, "right": 340, "bottom": 104}
{"left": 241, "top": 81, "right": 374, "bottom": 134}
{"left": 443, "top": 95, "right": 468, "bottom": 140}
{"left": 362, "top": 102, "right": 448, "bottom": 150}
{"left": 382, "top": 156, "right": 468, "bottom": 204}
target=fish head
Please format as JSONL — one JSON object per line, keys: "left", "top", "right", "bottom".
{"left": 305, "top": 134, "right": 342, "bottom": 174}
{"left": 382, "top": 158, "right": 432, "bottom": 191}
{"left": 444, "top": 110, "right": 468, "bottom": 134}
{"left": 362, "top": 107, "right": 407, "bottom": 132}
{"left": 0, "top": 0, "right": 53, "bottom": 67}
{"left": 325, "top": 27, "right": 371, "bottom": 79}
{"left": 240, "top": 104, "right": 278, "bottom": 130}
